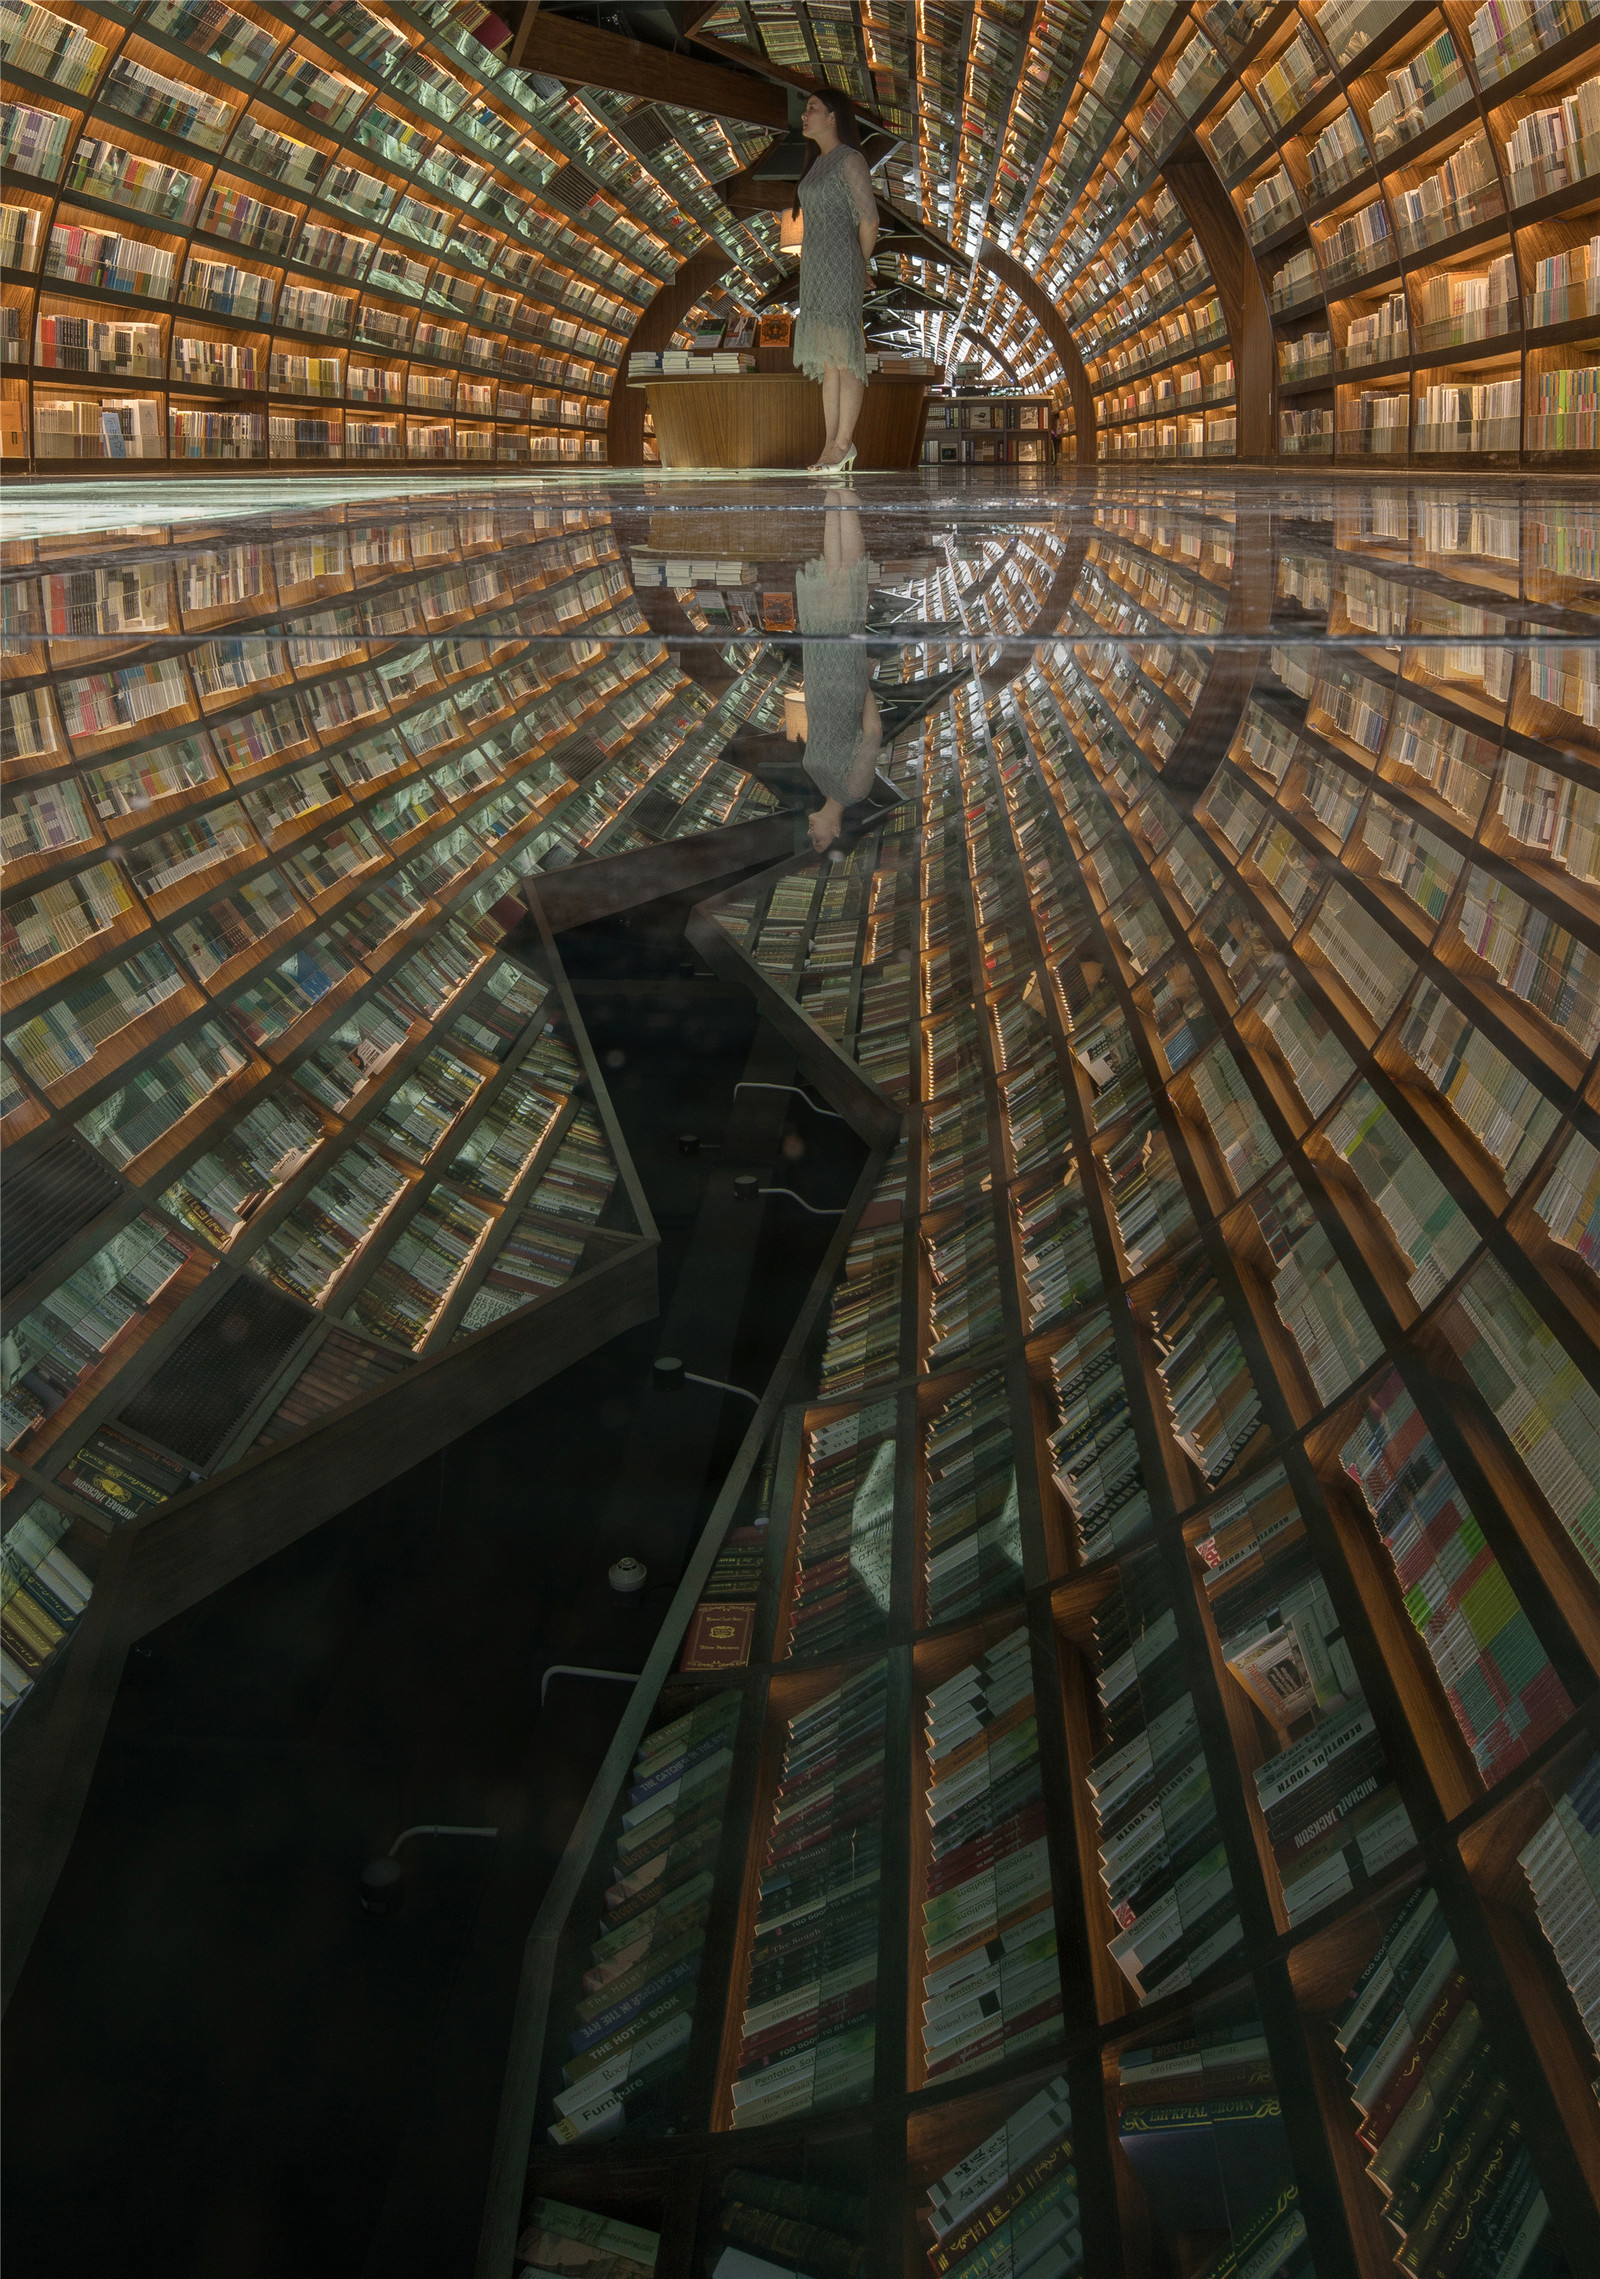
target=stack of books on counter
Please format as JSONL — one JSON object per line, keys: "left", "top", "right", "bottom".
{"left": 545, "top": 1693, "right": 739, "bottom": 2145}
{"left": 920, "top": 1627, "right": 1062, "bottom": 2081}
{"left": 654, "top": 352, "right": 755, "bottom": 375}
{"left": 918, "top": 2078, "right": 1081, "bottom": 2279}
{"left": 731, "top": 1662, "right": 885, "bottom": 2127}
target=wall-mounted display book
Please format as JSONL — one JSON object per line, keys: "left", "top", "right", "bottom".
{"left": 0, "top": 0, "right": 784, "bottom": 471}
{"left": 479, "top": 490, "right": 1600, "bottom": 2279}
{"left": 0, "top": 482, "right": 808, "bottom": 1994}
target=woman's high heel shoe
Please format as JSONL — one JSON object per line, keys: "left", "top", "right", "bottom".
{"left": 815, "top": 443, "right": 857, "bottom": 475}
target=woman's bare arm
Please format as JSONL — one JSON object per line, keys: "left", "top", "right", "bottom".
{"left": 844, "top": 151, "right": 879, "bottom": 264}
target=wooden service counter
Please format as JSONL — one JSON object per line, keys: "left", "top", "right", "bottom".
{"left": 634, "top": 373, "right": 929, "bottom": 470}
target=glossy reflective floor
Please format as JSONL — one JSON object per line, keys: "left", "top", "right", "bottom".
{"left": 4, "top": 471, "right": 1599, "bottom": 2279}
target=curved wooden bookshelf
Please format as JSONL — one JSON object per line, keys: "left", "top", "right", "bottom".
{"left": 480, "top": 501, "right": 1600, "bottom": 2279}
{"left": 0, "top": 0, "right": 783, "bottom": 474}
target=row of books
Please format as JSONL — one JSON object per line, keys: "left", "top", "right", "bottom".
{"left": 8, "top": 937, "right": 190, "bottom": 1091}
{"left": 920, "top": 1629, "right": 1061, "bottom": 2083}
{"left": 17, "top": 189, "right": 635, "bottom": 367}
{"left": 731, "top": 1663, "right": 884, "bottom": 2128}
{"left": 0, "top": 0, "right": 731, "bottom": 321}
{"left": 816, "top": 1213, "right": 905, "bottom": 1402}
{"left": 786, "top": 1399, "right": 895, "bottom": 1658}
{"left": 1342, "top": 1372, "right": 1572, "bottom": 1782}
{"left": 31, "top": 395, "right": 164, "bottom": 457}
{"left": 547, "top": 1692, "right": 740, "bottom": 2146}
{"left": 925, "top": 1209, "right": 1005, "bottom": 1374}
{"left": 702, "top": 2169, "right": 865, "bottom": 2279}
{"left": 160, "top": 1083, "right": 327, "bottom": 1253}
{"left": 0, "top": 1494, "right": 94, "bottom": 1717}
{"left": 1116, "top": 2015, "right": 1310, "bottom": 2277}
{"left": 1088, "top": 1551, "right": 1242, "bottom": 2001}
{"left": 515, "top": 2198, "right": 656, "bottom": 2278}
{"left": 1015, "top": 1169, "right": 1101, "bottom": 1330}
{"left": 924, "top": 1370, "right": 1024, "bottom": 1626}
{"left": 454, "top": 1194, "right": 592, "bottom": 1330}
{"left": 1502, "top": 73, "right": 1600, "bottom": 190}
{"left": 66, "top": 136, "right": 201, "bottom": 226}
{"left": 1527, "top": 236, "right": 1600, "bottom": 326}
{"left": 1331, "top": 1882, "right": 1558, "bottom": 2275}
{"left": 248, "top": 1136, "right": 408, "bottom": 1308}
{"left": 1368, "top": 26, "right": 1472, "bottom": 156}
{"left": 917, "top": 2076, "right": 1079, "bottom": 2279}
{"left": 1392, "top": 131, "right": 1500, "bottom": 254}
{"left": 3, "top": 1214, "right": 194, "bottom": 1449}
{"left": 1519, "top": 1752, "right": 1600, "bottom": 2068}
{"left": 12, "top": 619, "right": 642, "bottom": 902}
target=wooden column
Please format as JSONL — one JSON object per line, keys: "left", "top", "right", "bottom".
{"left": 1161, "top": 135, "right": 1276, "bottom": 461}
{"left": 978, "top": 241, "right": 1096, "bottom": 463}
{"left": 607, "top": 248, "right": 728, "bottom": 467}
{"left": 959, "top": 324, "right": 1020, "bottom": 384}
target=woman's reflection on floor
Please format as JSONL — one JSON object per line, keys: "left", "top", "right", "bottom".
{"left": 794, "top": 492, "right": 882, "bottom": 854}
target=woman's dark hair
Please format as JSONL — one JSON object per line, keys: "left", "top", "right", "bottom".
{"left": 792, "top": 89, "right": 860, "bottom": 217}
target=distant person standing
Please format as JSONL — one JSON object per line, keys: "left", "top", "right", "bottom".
{"left": 1051, "top": 405, "right": 1068, "bottom": 464}
{"left": 793, "top": 90, "right": 879, "bottom": 476}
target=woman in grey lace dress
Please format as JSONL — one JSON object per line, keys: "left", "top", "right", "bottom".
{"left": 793, "top": 91, "right": 879, "bottom": 474}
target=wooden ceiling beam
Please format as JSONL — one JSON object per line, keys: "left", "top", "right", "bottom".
{"left": 519, "top": 13, "right": 789, "bottom": 128}
{"left": 686, "top": 24, "right": 891, "bottom": 132}
{"left": 506, "top": 2, "right": 541, "bottom": 70}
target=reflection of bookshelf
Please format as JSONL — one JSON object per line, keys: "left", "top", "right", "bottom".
{"left": 486, "top": 504, "right": 1600, "bottom": 2276}
{"left": 0, "top": 476, "right": 858, "bottom": 1988}
{"left": 689, "top": 822, "right": 916, "bottom": 1149}
{"left": 3, "top": 874, "right": 661, "bottom": 1990}
{"left": 3, "top": 859, "right": 660, "bottom": 1988}
{"left": 0, "top": 0, "right": 723, "bottom": 469}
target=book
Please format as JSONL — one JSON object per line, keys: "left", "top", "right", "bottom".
{"left": 679, "top": 1603, "right": 754, "bottom": 1672}
{"left": 731, "top": 1665, "right": 885, "bottom": 2124}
